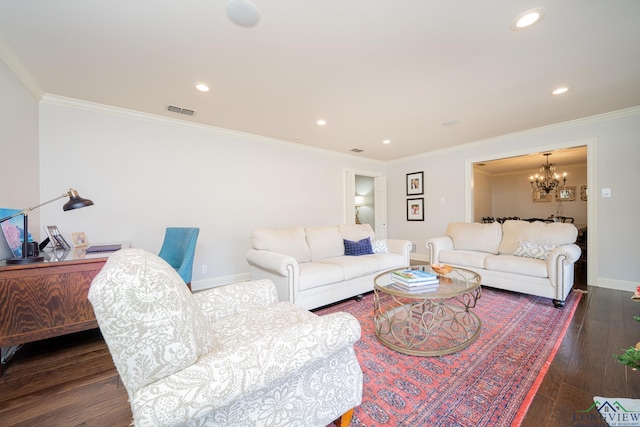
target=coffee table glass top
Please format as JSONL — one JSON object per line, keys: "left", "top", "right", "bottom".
{"left": 373, "top": 265, "right": 482, "bottom": 356}
{"left": 374, "top": 264, "right": 480, "bottom": 298}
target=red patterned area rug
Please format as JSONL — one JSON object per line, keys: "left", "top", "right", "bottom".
{"left": 317, "top": 287, "right": 582, "bottom": 427}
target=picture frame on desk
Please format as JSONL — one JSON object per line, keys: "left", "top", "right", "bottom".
{"left": 71, "top": 232, "right": 88, "bottom": 248}
{"left": 44, "top": 225, "right": 71, "bottom": 251}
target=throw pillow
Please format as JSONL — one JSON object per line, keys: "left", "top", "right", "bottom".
{"left": 372, "top": 239, "right": 389, "bottom": 253}
{"left": 513, "top": 241, "right": 556, "bottom": 260}
{"left": 344, "top": 237, "right": 374, "bottom": 256}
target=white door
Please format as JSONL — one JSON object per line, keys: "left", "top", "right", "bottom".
{"left": 374, "top": 176, "right": 387, "bottom": 239}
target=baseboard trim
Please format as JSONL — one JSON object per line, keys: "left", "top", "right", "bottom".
{"left": 590, "top": 276, "right": 637, "bottom": 293}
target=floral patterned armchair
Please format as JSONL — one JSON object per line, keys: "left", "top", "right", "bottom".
{"left": 88, "top": 249, "right": 363, "bottom": 427}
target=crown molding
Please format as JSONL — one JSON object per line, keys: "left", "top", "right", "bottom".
{"left": 389, "top": 105, "right": 640, "bottom": 164}
{"left": 0, "top": 34, "right": 43, "bottom": 100}
{"left": 40, "top": 94, "right": 385, "bottom": 165}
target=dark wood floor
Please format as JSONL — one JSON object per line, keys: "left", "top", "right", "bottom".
{"left": 1, "top": 263, "right": 638, "bottom": 426}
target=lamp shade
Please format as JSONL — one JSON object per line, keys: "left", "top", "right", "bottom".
{"left": 63, "top": 189, "right": 94, "bottom": 211}
{"left": 355, "top": 196, "right": 365, "bottom": 206}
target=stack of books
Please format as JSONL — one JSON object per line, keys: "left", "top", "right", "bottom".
{"left": 390, "top": 269, "right": 439, "bottom": 292}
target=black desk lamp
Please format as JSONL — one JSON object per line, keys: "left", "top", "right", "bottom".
{"left": 0, "top": 188, "right": 94, "bottom": 264}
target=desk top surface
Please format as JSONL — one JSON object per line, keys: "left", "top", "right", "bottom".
{"left": 0, "top": 246, "right": 124, "bottom": 270}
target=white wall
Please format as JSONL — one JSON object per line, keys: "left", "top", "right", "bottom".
{"left": 0, "top": 55, "right": 39, "bottom": 259}
{"left": 386, "top": 108, "right": 640, "bottom": 292}
{"left": 37, "top": 96, "right": 385, "bottom": 289}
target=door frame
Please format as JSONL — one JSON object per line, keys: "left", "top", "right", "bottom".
{"left": 464, "top": 137, "right": 597, "bottom": 286}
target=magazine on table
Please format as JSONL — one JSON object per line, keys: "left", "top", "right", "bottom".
{"left": 391, "top": 269, "right": 438, "bottom": 285}
{"left": 390, "top": 281, "right": 439, "bottom": 292}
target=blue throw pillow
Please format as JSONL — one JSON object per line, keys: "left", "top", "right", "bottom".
{"left": 344, "top": 237, "right": 374, "bottom": 256}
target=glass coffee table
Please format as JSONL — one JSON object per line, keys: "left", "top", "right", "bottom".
{"left": 373, "top": 265, "right": 482, "bottom": 356}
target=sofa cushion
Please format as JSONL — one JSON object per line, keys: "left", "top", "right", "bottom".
{"left": 447, "top": 222, "right": 502, "bottom": 254}
{"left": 372, "top": 239, "right": 389, "bottom": 253}
{"left": 372, "top": 252, "right": 406, "bottom": 270}
{"left": 513, "top": 241, "right": 556, "bottom": 260}
{"left": 252, "top": 226, "right": 311, "bottom": 263}
{"left": 498, "top": 220, "right": 578, "bottom": 255}
{"left": 298, "top": 262, "right": 345, "bottom": 291}
{"left": 338, "top": 223, "right": 376, "bottom": 242}
{"left": 306, "top": 226, "right": 344, "bottom": 261}
{"left": 485, "top": 254, "right": 548, "bottom": 278}
{"left": 439, "top": 249, "right": 491, "bottom": 269}
{"left": 318, "top": 255, "right": 380, "bottom": 280}
{"left": 344, "top": 237, "right": 374, "bottom": 256}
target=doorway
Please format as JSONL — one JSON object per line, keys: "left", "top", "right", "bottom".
{"left": 465, "top": 138, "right": 596, "bottom": 286}
{"left": 344, "top": 169, "right": 388, "bottom": 239}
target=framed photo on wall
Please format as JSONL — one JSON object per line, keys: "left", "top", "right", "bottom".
{"left": 556, "top": 186, "right": 576, "bottom": 201}
{"left": 532, "top": 189, "right": 552, "bottom": 203}
{"left": 406, "top": 172, "right": 424, "bottom": 195}
{"left": 407, "top": 198, "right": 424, "bottom": 221}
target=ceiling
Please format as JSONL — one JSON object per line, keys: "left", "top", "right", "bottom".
{"left": 0, "top": 1, "right": 639, "bottom": 161}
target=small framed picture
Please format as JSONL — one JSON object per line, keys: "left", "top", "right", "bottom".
{"left": 406, "top": 171, "right": 424, "bottom": 195}
{"left": 580, "top": 185, "right": 588, "bottom": 201}
{"left": 44, "top": 225, "right": 71, "bottom": 250}
{"left": 556, "top": 186, "right": 576, "bottom": 201}
{"left": 407, "top": 198, "right": 424, "bottom": 221}
{"left": 532, "top": 189, "right": 552, "bottom": 203}
{"left": 71, "top": 232, "right": 88, "bottom": 248}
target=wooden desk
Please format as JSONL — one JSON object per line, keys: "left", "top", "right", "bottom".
{"left": 0, "top": 250, "right": 111, "bottom": 370}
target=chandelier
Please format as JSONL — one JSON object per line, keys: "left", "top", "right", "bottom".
{"left": 530, "top": 153, "right": 567, "bottom": 194}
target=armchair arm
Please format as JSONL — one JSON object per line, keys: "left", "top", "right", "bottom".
{"left": 193, "top": 279, "right": 279, "bottom": 323}
{"left": 426, "top": 236, "right": 454, "bottom": 264}
{"left": 245, "top": 249, "right": 299, "bottom": 304}
{"left": 385, "top": 239, "right": 412, "bottom": 264}
{"left": 132, "top": 312, "right": 361, "bottom": 427}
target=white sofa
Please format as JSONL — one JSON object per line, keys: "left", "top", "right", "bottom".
{"left": 426, "top": 220, "right": 582, "bottom": 307}
{"left": 245, "top": 224, "right": 412, "bottom": 310}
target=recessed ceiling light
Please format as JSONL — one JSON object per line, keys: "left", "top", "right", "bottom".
{"left": 382, "top": 139, "right": 391, "bottom": 144}
{"left": 195, "top": 83, "right": 210, "bottom": 92}
{"left": 316, "top": 119, "right": 327, "bottom": 126}
{"left": 551, "top": 87, "right": 570, "bottom": 95}
{"left": 510, "top": 8, "right": 546, "bottom": 31}
{"left": 226, "top": 0, "right": 260, "bottom": 28}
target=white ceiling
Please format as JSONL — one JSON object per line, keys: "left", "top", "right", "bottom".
{"left": 0, "top": 0, "right": 638, "bottom": 161}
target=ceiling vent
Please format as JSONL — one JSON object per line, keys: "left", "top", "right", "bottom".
{"left": 350, "top": 148, "right": 364, "bottom": 153}
{"left": 167, "top": 105, "right": 195, "bottom": 116}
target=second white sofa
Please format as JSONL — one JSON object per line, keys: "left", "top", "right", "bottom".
{"left": 427, "top": 220, "right": 581, "bottom": 307}
{"left": 246, "top": 224, "right": 411, "bottom": 309}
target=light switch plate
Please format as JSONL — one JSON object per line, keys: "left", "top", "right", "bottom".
{"left": 602, "top": 188, "right": 611, "bottom": 198}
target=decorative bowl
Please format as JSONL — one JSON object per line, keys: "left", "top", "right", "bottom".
{"left": 431, "top": 263, "right": 453, "bottom": 276}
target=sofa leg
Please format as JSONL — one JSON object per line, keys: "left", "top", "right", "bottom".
{"left": 334, "top": 408, "right": 354, "bottom": 427}
{"left": 355, "top": 294, "right": 363, "bottom": 302}
{"left": 553, "top": 299, "right": 565, "bottom": 309}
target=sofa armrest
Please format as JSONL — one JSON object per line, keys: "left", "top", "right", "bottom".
{"left": 245, "top": 249, "right": 299, "bottom": 304}
{"left": 547, "top": 244, "right": 582, "bottom": 296}
{"left": 385, "top": 239, "right": 412, "bottom": 264}
{"left": 426, "top": 236, "right": 454, "bottom": 264}
{"left": 131, "top": 311, "right": 361, "bottom": 426}
{"left": 193, "top": 279, "right": 279, "bottom": 322}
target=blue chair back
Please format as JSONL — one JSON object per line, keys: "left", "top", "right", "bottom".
{"left": 158, "top": 227, "right": 199, "bottom": 286}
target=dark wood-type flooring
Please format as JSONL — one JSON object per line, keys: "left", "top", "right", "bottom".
{"left": 1, "top": 263, "right": 638, "bottom": 426}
